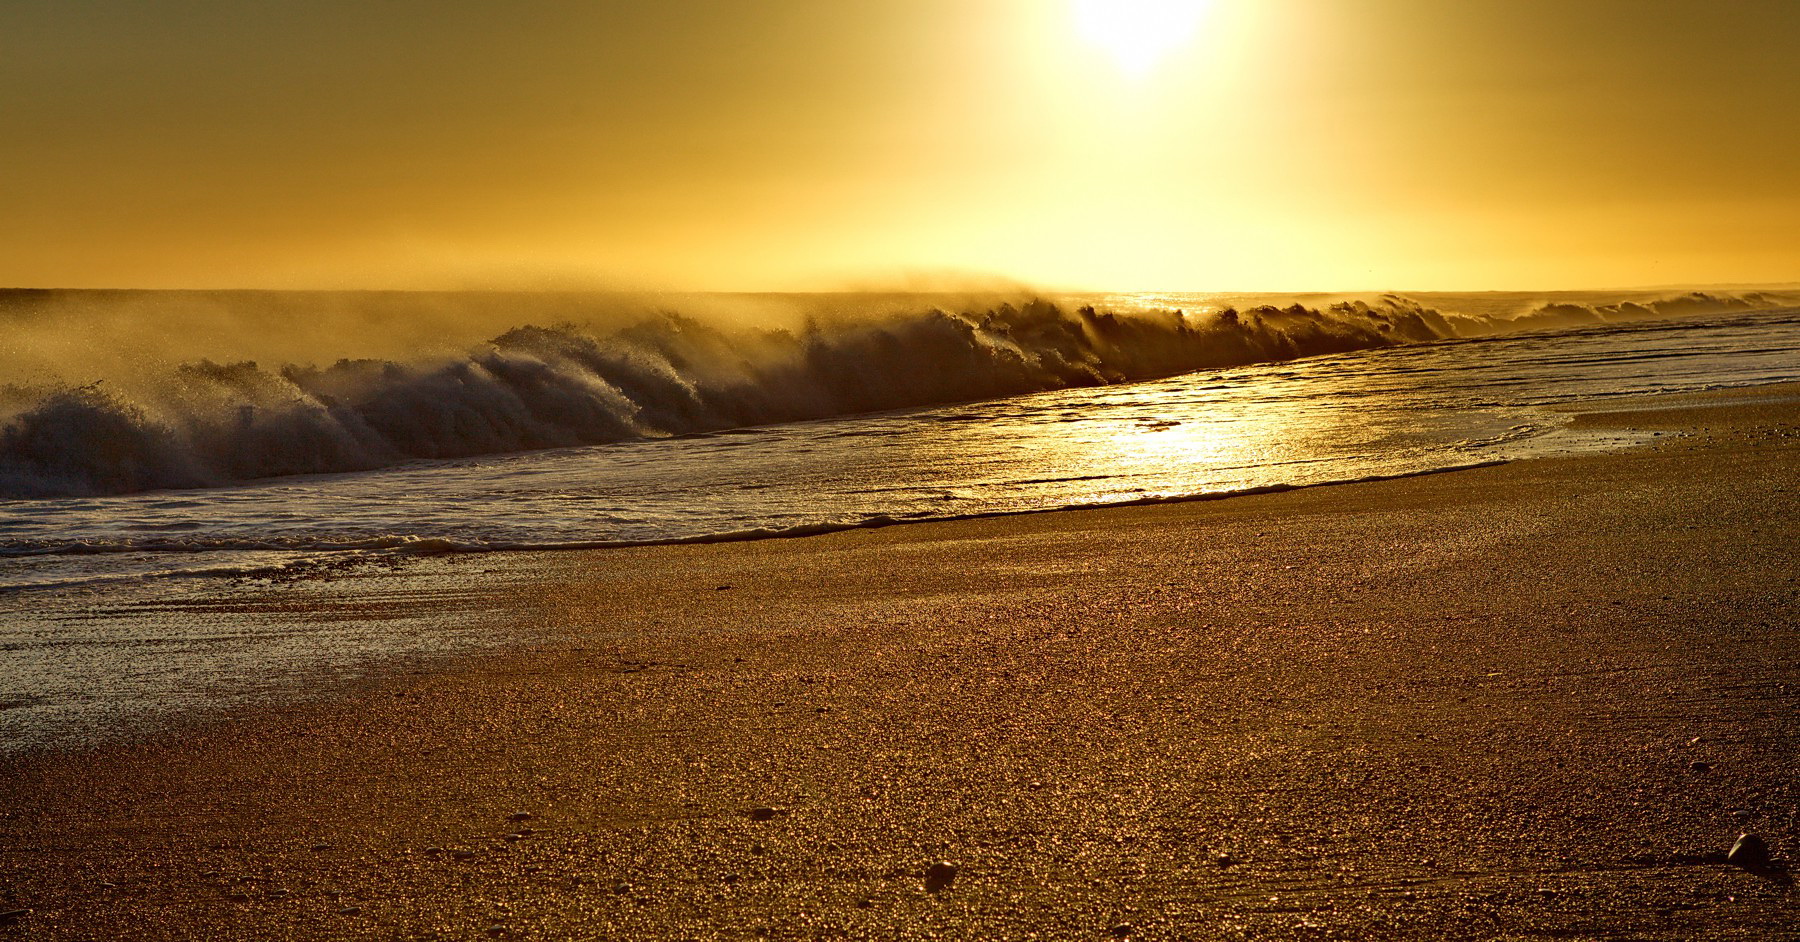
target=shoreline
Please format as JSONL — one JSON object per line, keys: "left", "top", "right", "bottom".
{"left": 2, "top": 383, "right": 1798, "bottom": 939}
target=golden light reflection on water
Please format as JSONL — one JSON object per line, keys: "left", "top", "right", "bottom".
{"left": 921, "top": 370, "right": 1375, "bottom": 511}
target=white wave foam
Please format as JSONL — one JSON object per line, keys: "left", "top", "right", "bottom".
{"left": 0, "top": 458, "right": 1511, "bottom": 590}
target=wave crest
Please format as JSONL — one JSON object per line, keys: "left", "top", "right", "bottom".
{"left": 0, "top": 291, "right": 1789, "bottom": 498}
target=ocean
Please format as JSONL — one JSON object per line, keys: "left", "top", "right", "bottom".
{"left": 3, "top": 287, "right": 1799, "bottom": 751}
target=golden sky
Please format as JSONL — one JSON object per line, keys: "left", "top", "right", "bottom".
{"left": 3, "top": 0, "right": 1798, "bottom": 291}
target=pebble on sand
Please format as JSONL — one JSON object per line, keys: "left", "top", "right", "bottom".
{"left": 1728, "top": 833, "right": 1770, "bottom": 870}
{"left": 924, "top": 862, "right": 958, "bottom": 892}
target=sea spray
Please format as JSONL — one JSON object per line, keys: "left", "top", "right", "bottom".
{"left": 1, "top": 290, "right": 1792, "bottom": 498}
{"left": 0, "top": 298, "right": 1440, "bottom": 496}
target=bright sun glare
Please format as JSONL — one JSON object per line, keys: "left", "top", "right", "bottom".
{"left": 1071, "top": 0, "right": 1211, "bottom": 78}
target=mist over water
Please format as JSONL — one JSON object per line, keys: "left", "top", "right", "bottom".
{"left": 3, "top": 288, "right": 1791, "bottom": 499}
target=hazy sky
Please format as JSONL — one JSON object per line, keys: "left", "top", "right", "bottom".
{"left": 4, "top": 0, "right": 1798, "bottom": 291}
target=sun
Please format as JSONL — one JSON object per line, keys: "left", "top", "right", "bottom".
{"left": 1070, "top": 0, "right": 1212, "bottom": 79}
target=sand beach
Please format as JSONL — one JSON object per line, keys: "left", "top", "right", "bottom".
{"left": 2, "top": 384, "right": 1797, "bottom": 940}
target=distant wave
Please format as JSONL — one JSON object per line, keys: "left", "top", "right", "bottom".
{"left": 0, "top": 291, "right": 1788, "bottom": 498}
{"left": 1453, "top": 290, "right": 1796, "bottom": 335}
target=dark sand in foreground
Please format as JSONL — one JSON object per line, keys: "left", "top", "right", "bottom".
{"left": 3, "top": 386, "right": 1798, "bottom": 940}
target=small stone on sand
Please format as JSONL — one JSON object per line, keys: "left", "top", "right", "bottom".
{"left": 1728, "top": 833, "right": 1769, "bottom": 869}
{"left": 924, "top": 861, "right": 958, "bottom": 892}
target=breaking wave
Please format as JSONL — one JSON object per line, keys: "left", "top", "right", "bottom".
{"left": 0, "top": 290, "right": 1789, "bottom": 498}
{"left": 1451, "top": 290, "right": 1795, "bottom": 335}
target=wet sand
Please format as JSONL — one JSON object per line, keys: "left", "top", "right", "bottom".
{"left": 3, "top": 385, "right": 1798, "bottom": 940}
